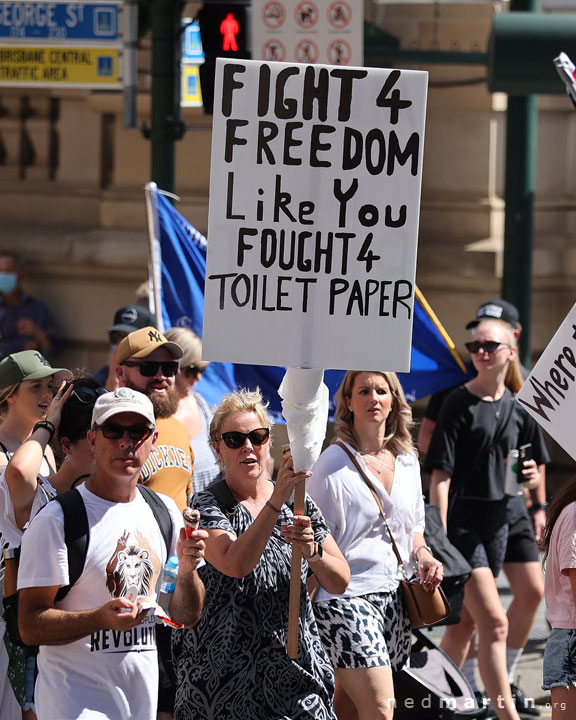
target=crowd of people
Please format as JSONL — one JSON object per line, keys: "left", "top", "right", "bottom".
{"left": 0, "top": 247, "right": 574, "bottom": 720}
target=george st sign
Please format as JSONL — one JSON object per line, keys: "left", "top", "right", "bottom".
{"left": 0, "top": 1, "right": 119, "bottom": 41}
{"left": 0, "top": 0, "right": 124, "bottom": 88}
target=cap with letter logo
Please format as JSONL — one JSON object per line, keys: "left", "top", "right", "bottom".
{"left": 0, "top": 350, "right": 70, "bottom": 391}
{"left": 115, "top": 326, "right": 184, "bottom": 365}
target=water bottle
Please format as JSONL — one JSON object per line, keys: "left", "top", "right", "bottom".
{"left": 158, "top": 555, "right": 179, "bottom": 610}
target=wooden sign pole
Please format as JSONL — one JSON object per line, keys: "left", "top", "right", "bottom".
{"left": 287, "top": 482, "right": 306, "bottom": 658}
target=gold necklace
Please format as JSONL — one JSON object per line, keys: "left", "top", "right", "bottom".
{"left": 363, "top": 452, "right": 394, "bottom": 475}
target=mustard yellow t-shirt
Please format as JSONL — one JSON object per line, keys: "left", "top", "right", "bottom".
{"left": 139, "top": 417, "right": 194, "bottom": 511}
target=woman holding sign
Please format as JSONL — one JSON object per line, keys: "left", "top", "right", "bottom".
{"left": 427, "top": 318, "right": 549, "bottom": 720}
{"left": 172, "top": 388, "right": 349, "bottom": 720}
{"left": 307, "top": 370, "right": 441, "bottom": 720}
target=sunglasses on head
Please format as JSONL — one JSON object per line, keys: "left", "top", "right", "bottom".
{"left": 184, "top": 365, "right": 205, "bottom": 378}
{"left": 122, "top": 360, "right": 179, "bottom": 377}
{"left": 465, "top": 341, "right": 510, "bottom": 354}
{"left": 219, "top": 428, "right": 270, "bottom": 449}
{"left": 69, "top": 386, "right": 109, "bottom": 404}
{"left": 97, "top": 423, "right": 154, "bottom": 443}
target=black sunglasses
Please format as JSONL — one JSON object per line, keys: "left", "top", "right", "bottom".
{"left": 97, "top": 423, "right": 154, "bottom": 443}
{"left": 465, "top": 341, "right": 510, "bottom": 354}
{"left": 122, "top": 360, "right": 179, "bottom": 377}
{"left": 184, "top": 365, "right": 205, "bottom": 378}
{"left": 70, "top": 387, "right": 109, "bottom": 404}
{"left": 219, "top": 428, "right": 270, "bottom": 449}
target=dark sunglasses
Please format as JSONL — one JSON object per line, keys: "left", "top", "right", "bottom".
{"left": 122, "top": 360, "right": 179, "bottom": 377}
{"left": 70, "top": 386, "right": 109, "bottom": 404}
{"left": 108, "top": 331, "right": 127, "bottom": 346}
{"left": 184, "top": 365, "right": 205, "bottom": 378}
{"left": 219, "top": 428, "right": 270, "bottom": 449}
{"left": 465, "top": 341, "right": 510, "bottom": 354}
{"left": 97, "top": 423, "right": 154, "bottom": 443}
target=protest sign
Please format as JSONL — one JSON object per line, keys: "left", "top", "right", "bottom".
{"left": 202, "top": 59, "right": 428, "bottom": 371}
{"left": 517, "top": 303, "right": 576, "bottom": 461}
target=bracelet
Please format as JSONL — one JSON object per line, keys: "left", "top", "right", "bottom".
{"left": 529, "top": 503, "right": 548, "bottom": 513}
{"left": 307, "top": 542, "right": 324, "bottom": 563}
{"left": 413, "top": 544, "right": 433, "bottom": 561}
{"left": 265, "top": 499, "right": 281, "bottom": 514}
{"left": 32, "top": 420, "right": 55, "bottom": 444}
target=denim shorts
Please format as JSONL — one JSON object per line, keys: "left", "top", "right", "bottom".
{"left": 542, "top": 628, "right": 576, "bottom": 691}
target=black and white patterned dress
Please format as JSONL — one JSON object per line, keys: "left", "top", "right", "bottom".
{"left": 172, "top": 488, "right": 337, "bottom": 720}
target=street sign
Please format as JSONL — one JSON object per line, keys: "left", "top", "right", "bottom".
{"left": 0, "top": 45, "right": 121, "bottom": 87}
{"left": 181, "top": 64, "right": 202, "bottom": 107}
{"left": 182, "top": 19, "right": 203, "bottom": 64}
{"left": 0, "top": 2, "right": 120, "bottom": 42}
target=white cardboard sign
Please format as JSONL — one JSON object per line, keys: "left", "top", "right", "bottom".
{"left": 202, "top": 59, "right": 428, "bottom": 370}
{"left": 517, "top": 303, "right": 576, "bottom": 461}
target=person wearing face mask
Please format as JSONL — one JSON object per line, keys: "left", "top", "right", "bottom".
{"left": 0, "top": 253, "right": 59, "bottom": 362}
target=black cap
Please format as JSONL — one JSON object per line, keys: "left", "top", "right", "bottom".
{"left": 465, "top": 299, "right": 520, "bottom": 330}
{"left": 107, "top": 305, "right": 156, "bottom": 334}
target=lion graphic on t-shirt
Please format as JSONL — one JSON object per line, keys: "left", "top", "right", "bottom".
{"left": 106, "top": 530, "right": 154, "bottom": 597}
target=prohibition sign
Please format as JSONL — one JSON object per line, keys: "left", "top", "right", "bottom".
{"left": 328, "top": 1, "right": 352, "bottom": 30}
{"left": 328, "top": 39, "right": 351, "bottom": 65}
{"left": 295, "top": 2, "right": 319, "bottom": 29}
{"left": 262, "top": 2, "right": 285, "bottom": 30}
{"left": 263, "top": 39, "right": 286, "bottom": 61}
{"left": 296, "top": 39, "right": 319, "bottom": 63}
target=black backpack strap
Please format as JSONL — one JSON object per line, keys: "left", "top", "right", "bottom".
{"left": 53, "top": 489, "right": 88, "bottom": 602}
{"left": 137, "top": 484, "right": 173, "bottom": 558}
{"left": 206, "top": 479, "right": 239, "bottom": 517}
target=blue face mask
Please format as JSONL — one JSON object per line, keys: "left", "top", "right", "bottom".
{"left": 0, "top": 273, "right": 17, "bottom": 295}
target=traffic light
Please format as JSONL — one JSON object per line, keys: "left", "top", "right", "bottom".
{"left": 198, "top": 1, "right": 251, "bottom": 113}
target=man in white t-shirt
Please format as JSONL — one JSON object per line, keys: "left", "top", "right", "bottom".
{"left": 16, "top": 388, "right": 207, "bottom": 720}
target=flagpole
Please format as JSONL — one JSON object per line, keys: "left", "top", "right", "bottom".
{"left": 415, "top": 286, "right": 467, "bottom": 373}
{"left": 144, "top": 182, "right": 165, "bottom": 332}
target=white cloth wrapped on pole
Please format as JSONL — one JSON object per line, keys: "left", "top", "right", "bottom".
{"left": 279, "top": 368, "right": 329, "bottom": 473}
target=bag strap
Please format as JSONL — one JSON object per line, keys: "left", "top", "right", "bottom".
{"left": 336, "top": 441, "right": 406, "bottom": 575}
{"left": 137, "top": 484, "right": 173, "bottom": 559}
{"left": 53, "top": 489, "right": 88, "bottom": 601}
{"left": 53, "top": 484, "right": 173, "bottom": 601}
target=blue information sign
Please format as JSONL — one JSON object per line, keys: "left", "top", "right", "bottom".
{"left": 0, "top": 2, "right": 119, "bottom": 41}
{"left": 182, "top": 20, "right": 204, "bottom": 64}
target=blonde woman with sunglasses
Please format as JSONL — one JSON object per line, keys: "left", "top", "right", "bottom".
{"left": 427, "top": 319, "right": 549, "bottom": 720}
{"left": 172, "top": 388, "right": 349, "bottom": 720}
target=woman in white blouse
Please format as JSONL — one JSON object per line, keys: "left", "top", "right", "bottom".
{"left": 308, "top": 371, "right": 443, "bottom": 720}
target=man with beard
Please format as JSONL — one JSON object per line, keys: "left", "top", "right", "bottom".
{"left": 115, "top": 327, "right": 195, "bottom": 720}
{"left": 115, "top": 326, "right": 193, "bottom": 512}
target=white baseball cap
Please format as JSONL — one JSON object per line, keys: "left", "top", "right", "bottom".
{"left": 91, "top": 388, "right": 155, "bottom": 428}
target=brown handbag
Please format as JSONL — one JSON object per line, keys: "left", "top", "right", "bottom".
{"left": 336, "top": 442, "right": 450, "bottom": 628}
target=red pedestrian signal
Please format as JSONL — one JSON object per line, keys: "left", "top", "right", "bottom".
{"left": 197, "top": 2, "right": 251, "bottom": 113}
{"left": 220, "top": 12, "right": 239, "bottom": 52}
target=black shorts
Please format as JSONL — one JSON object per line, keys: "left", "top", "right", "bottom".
{"left": 504, "top": 508, "right": 539, "bottom": 563}
{"left": 448, "top": 499, "right": 509, "bottom": 577}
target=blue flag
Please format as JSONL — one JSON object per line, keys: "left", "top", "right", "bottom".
{"left": 149, "top": 185, "right": 470, "bottom": 419}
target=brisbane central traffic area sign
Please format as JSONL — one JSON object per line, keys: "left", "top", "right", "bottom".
{"left": 0, "top": 0, "right": 123, "bottom": 88}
